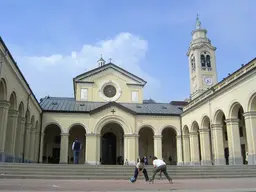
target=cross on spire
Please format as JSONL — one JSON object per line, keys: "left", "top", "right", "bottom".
{"left": 196, "top": 13, "right": 201, "bottom": 29}
{"left": 109, "top": 58, "right": 112, "bottom": 63}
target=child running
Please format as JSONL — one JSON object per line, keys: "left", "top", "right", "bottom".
{"left": 132, "top": 157, "right": 149, "bottom": 182}
{"left": 148, "top": 156, "right": 173, "bottom": 184}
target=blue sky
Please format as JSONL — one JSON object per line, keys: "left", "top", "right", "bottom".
{"left": 0, "top": 0, "right": 255, "bottom": 103}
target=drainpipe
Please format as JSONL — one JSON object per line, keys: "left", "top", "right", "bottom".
{"left": 22, "top": 93, "right": 31, "bottom": 163}
{"left": 37, "top": 111, "right": 43, "bottom": 163}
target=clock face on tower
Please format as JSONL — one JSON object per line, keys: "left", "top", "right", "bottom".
{"left": 203, "top": 76, "right": 213, "bottom": 86}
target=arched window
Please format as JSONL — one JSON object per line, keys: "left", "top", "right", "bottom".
{"left": 201, "top": 52, "right": 211, "bottom": 71}
{"left": 191, "top": 55, "right": 196, "bottom": 72}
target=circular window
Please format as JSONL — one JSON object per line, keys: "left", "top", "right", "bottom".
{"left": 103, "top": 85, "right": 117, "bottom": 98}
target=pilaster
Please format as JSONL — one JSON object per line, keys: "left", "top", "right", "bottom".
{"left": 153, "top": 135, "right": 162, "bottom": 160}
{"left": 86, "top": 133, "right": 100, "bottom": 165}
{"left": 39, "top": 132, "right": 45, "bottom": 163}
{"left": 60, "top": 133, "right": 69, "bottom": 164}
{"left": 6, "top": 110, "right": 19, "bottom": 162}
{"left": 244, "top": 111, "right": 256, "bottom": 165}
{"left": 29, "top": 128, "right": 36, "bottom": 162}
{"left": 199, "top": 128, "right": 212, "bottom": 165}
{"left": 124, "top": 134, "right": 138, "bottom": 165}
{"left": 0, "top": 100, "right": 10, "bottom": 162}
{"left": 176, "top": 135, "right": 183, "bottom": 165}
{"left": 182, "top": 135, "right": 191, "bottom": 165}
{"left": 189, "top": 131, "right": 200, "bottom": 165}
{"left": 225, "top": 119, "right": 243, "bottom": 165}
{"left": 15, "top": 117, "right": 26, "bottom": 162}
{"left": 34, "top": 131, "right": 40, "bottom": 162}
{"left": 211, "top": 124, "right": 226, "bottom": 165}
{"left": 24, "top": 123, "right": 32, "bottom": 162}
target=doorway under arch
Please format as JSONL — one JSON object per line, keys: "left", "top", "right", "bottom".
{"left": 162, "top": 127, "right": 177, "bottom": 165}
{"left": 100, "top": 123, "right": 124, "bottom": 165}
{"left": 43, "top": 124, "right": 62, "bottom": 164}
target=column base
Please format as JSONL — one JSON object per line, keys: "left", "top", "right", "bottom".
{"left": 214, "top": 158, "right": 226, "bottom": 165}
{"left": 177, "top": 162, "right": 183, "bottom": 166}
{"left": 201, "top": 160, "right": 212, "bottom": 165}
{"left": 190, "top": 161, "right": 201, "bottom": 166}
{"left": 229, "top": 156, "right": 243, "bottom": 165}
{"left": 183, "top": 162, "right": 191, "bottom": 166}
{"left": 127, "top": 161, "right": 136, "bottom": 166}
{"left": 87, "top": 161, "right": 99, "bottom": 165}
{"left": 248, "top": 154, "right": 256, "bottom": 165}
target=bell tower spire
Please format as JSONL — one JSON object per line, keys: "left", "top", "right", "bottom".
{"left": 187, "top": 14, "right": 218, "bottom": 100}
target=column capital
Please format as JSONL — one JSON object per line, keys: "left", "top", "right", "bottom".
{"left": 8, "top": 110, "right": 19, "bottom": 117}
{"left": 243, "top": 111, "right": 256, "bottom": 118}
{"left": 189, "top": 131, "right": 198, "bottom": 136}
{"left": 153, "top": 135, "right": 162, "bottom": 139}
{"left": 19, "top": 117, "right": 26, "bottom": 124}
{"left": 61, "top": 133, "right": 69, "bottom": 137}
{"left": 182, "top": 134, "right": 189, "bottom": 139}
{"left": 0, "top": 100, "right": 10, "bottom": 109}
{"left": 225, "top": 118, "right": 239, "bottom": 125}
{"left": 124, "top": 133, "right": 139, "bottom": 138}
{"left": 199, "top": 128, "right": 209, "bottom": 133}
{"left": 25, "top": 123, "right": 32, "bottom": 130}
{"left": 86, "top": 133, "right": 100, "bottom": 137}
{"left": 176, "top": 135, "right": 182, "bottom": 139}
{"left": 211, "top": 124, "right": 223, "bottom": 130}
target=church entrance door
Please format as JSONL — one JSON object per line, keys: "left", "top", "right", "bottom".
{"left": 102, "top": 132, "right": 116, "bottom": 165}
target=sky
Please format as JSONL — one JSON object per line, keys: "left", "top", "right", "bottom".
{"left": 0, "top": 0, "right": 255, "bottom": 103}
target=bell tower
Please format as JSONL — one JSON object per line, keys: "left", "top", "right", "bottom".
{"left": 187, "top": 15, "right": 218, "bottom": 100}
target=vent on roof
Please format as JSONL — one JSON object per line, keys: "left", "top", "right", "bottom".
{"left": 80, "top": 103, "right": 85, "bottom": 106}
{"left": 136, "top": 106, "right": 142, "bottom": 108}
{"left": 51, "top": 102, "right": 58, "bottom": 106}
{"left": 162, "top": 106, "right": 167, "bottom": 109}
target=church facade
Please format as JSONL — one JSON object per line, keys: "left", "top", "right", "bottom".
{"left": 0, "top": 18, "right": 255, "bottom": 166}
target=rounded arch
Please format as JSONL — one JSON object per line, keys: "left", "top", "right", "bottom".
{"left": 18, "top": 101, "right": 25, "bottom": 118}
{"left": 191, "top": 121, "right": 199, "bottom": 132}
{"left": 248, "top": 91, "right": 256, "bottom": 111}
{"left": 9, "top": 91, "right": 17, "bottom": 110}
{"left": 201, "top": 116, "right": 210, "bottom": 129}
{"left": 213, "top": 109, "right": 226, "bottom": 124}
{"left": 42, "top": 122, "right": 64, "bottom": 133}
{"left": 160, "top": 125, "right": 179, "bottom": 135}
{"left": 0, "top": 78, "right": 7, "bottom": 100}
{"left": 137, "top": 124, "right": 156, "bottom": 135}
{"left": 183, "top": 125, "right": 189, "bottom": 135}
{"left": 67, "top": 123, "right": 88, "bottom": 133}
{"left": 228, "top": 101, "right": 244, "bottom": 119}
{"left": 94, "top": 115, "right": 132, "bottom": 134}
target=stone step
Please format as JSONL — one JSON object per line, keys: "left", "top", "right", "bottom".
{"left": 1, "top": 174, "right": 256, "bottom": 180}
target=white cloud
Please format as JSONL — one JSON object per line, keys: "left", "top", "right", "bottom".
{"left": 15, "top": 32, "right": 161, "bottom": 101}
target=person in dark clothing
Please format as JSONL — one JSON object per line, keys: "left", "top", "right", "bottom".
{"left": 72, "top": 138, "right": 82, "bottom": 164}
{"left": 149, "top": 156, "right": 172, "bottom": 184}
{"left": 132, "top": 157, "right": 149, "bottom": 182}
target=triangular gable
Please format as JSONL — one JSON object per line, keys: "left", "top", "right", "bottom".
{"left": 89, "top": 101, "right": 136, "bottom": 115}
{"left": 73, "top": 63, "right": 147, "bottom": 86}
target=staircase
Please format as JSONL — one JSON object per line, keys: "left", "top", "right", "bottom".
{"left": 1, "top": 163, "right": 256, "bottom": 180}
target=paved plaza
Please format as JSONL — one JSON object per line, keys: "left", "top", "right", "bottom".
{"left": 0, "top": 178, "right": 256, "bottom": 192}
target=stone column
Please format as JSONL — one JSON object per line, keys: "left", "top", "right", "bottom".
{"left": 183, "top": 135, "right": 190, "bottom": 165}
{"left": 39, "top": 132, "right": 44, "bottom": 163}
{"left": 59, "top": 133, "right": 69, "bottom": 164}
{"left": 189, "top": 132, "right": 200, "bottom": 165}
{"left": 86, "top": 133, "right": 100, "bottom": 165}
{"left": 34, "top": 131, "right": 40, "bottom": 162}
{"left": 0, "top": 100, "right": 10, "bottom": 162}
{"left": 153, "top": 135, "right": 162, "bottom": 159}
{"left": 24, "top": 123, "right": 32, "bottom": 162}
{"left": 211, "top": 124, "right": 225, "bottom": 165}
{"left": 199, "top": 128, "right": 212, "bottom": 165}
{"left": 29, "top": 129, "right": 35, "bottom": 162}
{"left": 124, "top": 134, "right": 138, "bottom": 165}
{"left": 6, "top": 110, "right": 19, "bottom": 162}
{"left": 225, "top": 119, "right": 243, "bottom": 165}
{"left": 244, "top": 111, "right": 256, "bottom": 165}
{"left": 176, "top": 135, "right": 183, "bottom": 165}
{"left": 15, "top": 117, "right": 26, "bottom": 162}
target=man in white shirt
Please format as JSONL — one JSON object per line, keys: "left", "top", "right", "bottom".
{"left": 149, "top": 156, "right": 172, "bottom": 184}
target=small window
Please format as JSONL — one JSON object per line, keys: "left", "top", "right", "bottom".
{"left": 132, "top": 91, "right": 138, "bottom": 102}
{"left": 80, "top": 88, "right": 88, "bottom": 101}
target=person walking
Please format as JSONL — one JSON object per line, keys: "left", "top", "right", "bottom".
{"left": 72, "top": 138, "right": 82, "bottom": 164}
{"left": 148, "top": 156, "right": 173, "bottom": 184}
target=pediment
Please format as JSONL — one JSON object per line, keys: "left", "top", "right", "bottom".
{"left": 73, "top": 63, "right": 147, "bottom": 86}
